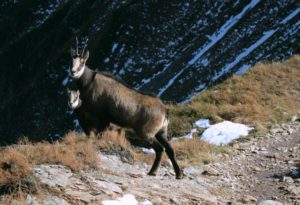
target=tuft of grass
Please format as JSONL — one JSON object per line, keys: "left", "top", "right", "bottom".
{"left": 0, "top": 147, "right": 31, "bottom": 189}
{"left": 172, "top": 138, "right": 230, "bottom": 167}
{"left": 17, "top": 133, "right": 100, "bottom": 172}
{"left": 168, "top": 55, "right": 300, "bottom": 137}
{"left": 94, "top": 127, "right": 136, "bottom": 163}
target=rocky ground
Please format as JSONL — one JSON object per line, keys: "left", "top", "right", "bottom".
{"left": 210, "top": 120, "right": 300, "bottom": 205}
{"left": 24, "top": 120, "right": 300, "bottom": 205}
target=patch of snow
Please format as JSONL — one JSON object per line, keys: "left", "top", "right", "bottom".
{"left": 213, "top": 29, "right": 277, "bottom": 80}
{"left": 188, "top": 0, "right": 260, "bottom": 66}
{"left": 62, "top": 76, "right": 69, "bottom": 86}
{"left": 102, "top": 194, "right": 151, "bottom": 205}
{"left": 141, "top": 148, "right": 155, "bottom": 154}
{"left": 171, "top": 128, "right": 197, "bottom": 141}
{"left": 158, "top": 69, "right": 185, "bottom": 96}
{"left": 168, "top": 40, "right": 176, "bottom": 46}
{"left": 235, "top": 64, "right": 251, "bottom": 75}
{"left": 118, "top": 69, "right": 125, "bottom": 76}
{"left": 135, "top": 62, "right": 171, "bottom": 89}
{"left": 124, "top": 58, "right": 133, "bottom": 68}
{"left": 280, "top": 7, "right": 300, "bottom": 25}
{"left": 200, "top": 58, "right": 209, "bottom": 66}
{"left": 32, "top": 1, "right": 62, "bottom": 28}
{"left": 158, "top": 0, "right": 261, "bottom": 96}
{"left": 139, "top": 200, "right": 153, "bottom": 205}
{"left": 112, "top": 43, "right": 118, "bottom": 53}
{"left": 201, "top": 121, "right": 253, "bottom": 145}
{"left": 194, "top": 119, "right": 210, "bottom": 128}
{"left": 73, "top": 119, "right": 80, "bottom": 128}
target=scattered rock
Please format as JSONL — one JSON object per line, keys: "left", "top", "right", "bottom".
{"left": 34, "top": 165, "right": 72, "bottom": 190}
{"left": 170, "top": 196, "right": 180, "bottom": 204}
{"left": 151, "top": 196, "right": 162, "bottom": 205}
{"left": 26, "top": 195, "right": 34, "bottom": 205}
{"left": 183, "top": 167, "right": 203, "bottom": 176}
{"left": 281, "top": 176, "right": 294, "bottom": 184}
{"left": 257, "top": 200, "right": 283, "bottom": 205}
{"left": 288, "top": 186, "right": 300, "bottom": 195}
{"left": 42, "top": 196, "right": 70, "bottom": 205}
{"left": 241, "top": 194, "right": 257, "bottom": 203}
{"left": 253, "top": 167, "right": 261, "bottom": 172}
{"left": 289, "top": 115, "right": 298, "bottom": 122}
{"left": 202, "top": 167, "right": 219, "bottom": 176}
{"left": 270, "top": 128, "right": 283, "bottom": 135}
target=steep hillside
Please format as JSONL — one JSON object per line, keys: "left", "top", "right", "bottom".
{"left": 169, "top": 55, "right": 300, "bottom": 137}
{"left": 0, "top": 0, "right": 299, "bottom": 142}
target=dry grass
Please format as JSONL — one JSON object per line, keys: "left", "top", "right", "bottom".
{"left": 1, "top": 191, "right": 27, "bottom": 205}
{"left": 94, "top": 128, "right": 136, "bottom": 163}
{"left": 134, "top": 137, "right": 229, "bottom": 168}
{"left": 168, "top": 55, "right": 300, "bottom": 137}
{"left": 0, "top": 132, "right": 101, "bottom": 203}
{"left": 172, "top": 138, "right": 229, "bottom": 167}
{"left": 17, "top": 133, "right": 100, "bottom": 171}
{"left": 0, "top": 147, "right": 31, "bottom": 188}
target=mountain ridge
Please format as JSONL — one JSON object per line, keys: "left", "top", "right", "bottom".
{"left": 0, "top": 0, "right": 299, "bottom": 142}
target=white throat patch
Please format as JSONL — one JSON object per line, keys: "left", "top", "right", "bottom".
{"left": 72, "top": 65, "right": 85, "bottom": 79}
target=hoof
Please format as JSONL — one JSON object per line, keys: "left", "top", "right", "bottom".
{"left": 148, "top": 171, "right": 157, "bottom": 176}
{"left": 176, "top": 172, "right": 184, "bottom": 179}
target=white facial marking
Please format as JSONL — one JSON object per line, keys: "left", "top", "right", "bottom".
{"left": 71, "top": 58, "right": 85, "bottom": 79}
{"left": 69, "top": 91, "right": 80, "bottom": 109}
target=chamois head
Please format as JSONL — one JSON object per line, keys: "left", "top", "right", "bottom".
{"left": 67, "top": 89, "right": 82, "bottom": 110}
{"left": 71, "top": 37, "right": 89, "bottom": 79}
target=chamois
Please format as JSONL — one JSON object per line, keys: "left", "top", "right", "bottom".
{"left": 70, "top": 46, "right": 182, "bottom": 179}
{"left": 67, "top": 89, "right": 109, "bottom": 136}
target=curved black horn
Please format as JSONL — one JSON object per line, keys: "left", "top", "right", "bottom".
{"left": 81, "top": 44, "right": 87, "bottom": 57}
{"left": 76, "top": 36, "right": 79, "bottom": 56}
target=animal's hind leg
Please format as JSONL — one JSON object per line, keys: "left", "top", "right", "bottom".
{"left": 155, "top": 129, "right": 183, "bottom": 179}
{"left": 147, "top": 137, "right": 164, "bottom": 176}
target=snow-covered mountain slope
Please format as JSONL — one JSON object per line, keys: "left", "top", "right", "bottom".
{"left": 0, "top": 0, "right": 299, "bottom": 142}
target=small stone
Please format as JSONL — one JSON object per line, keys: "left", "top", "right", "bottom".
{"left": 170, "top": 197, "right": 180, "bottom": 204}
{"left": 289, "top": 115, "right": 298, "bottom": 122}
{"left": 26, "top": 195, "right": 33, "bottom": 204}
{"left": 120, "top": 184, "right": 128, "bottom": 191}
{"left": 270, "top": 128, "right": 283, "bottom": 134}
{"left": 259, "top": 147, "right": 267, "bottom": 151}
{"left": 282, "top": 176, "right": 294, "bottom": 183}
{"left": 258, "top": 200, "right": 283, "bottom": 205}
{"left": 202, "top": 167, "right": 219, "bottom": 176}
{"left": 273, "top": 153, "right": 284, "bottom": 161}
{"left": 152, "top": 196, "right": 162, "bottom": 205}
{"left": 288, "top": 186, "right": 300, "bottom": 195}
{"left": 241, "top": 194, "right": 257, "bottom": 203}
{"left": 294, "top": 179, "right": 300, "bottom": 183}
{"left": 253, "top": 167, "right": 261, "bottom": 172}
{"left": 183, "top": 167, "right": 203, "bottom": 176}
{"left": 43, "top": 196, "right": 70, "bottom": 205}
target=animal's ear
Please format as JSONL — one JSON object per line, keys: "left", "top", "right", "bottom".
{"left": 83, "top": 50, "right": 89, "bottom": 62}
{"left": 76, "top": 90, "right": 80, "bottom": 97}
